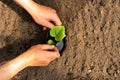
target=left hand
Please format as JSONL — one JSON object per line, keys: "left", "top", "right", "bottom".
{"left": 23, "top": 44, "right": 60, "bottom": 67}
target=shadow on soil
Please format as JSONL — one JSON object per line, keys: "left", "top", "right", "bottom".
{"left": 0, "top": 0, "right": 63, "bottom": 79}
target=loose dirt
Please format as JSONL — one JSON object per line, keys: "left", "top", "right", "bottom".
{"left": 0, "top": 0, "right": 120, "bottom": 80}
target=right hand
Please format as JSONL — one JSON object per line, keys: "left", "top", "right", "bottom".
{"left": 23, "top": 44, "right": 60, "bottom": 66}
{"left": 29, "top": 3, "right": 62, "bottom": 30}
{"left": 14, "top": 0, "right": 62, "bottom": 30}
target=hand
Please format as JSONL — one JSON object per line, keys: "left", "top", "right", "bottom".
{"left": 24, "top": 44, "right": 60, "bottom": 66}
{"left": 0, "top": 44, "right": 60, "bottom": 79}
{"left": 14, "top": 0, "right": 62, "bottom": 30}
{"left": 29, "top": 3, "right": 62, "bottom": 30}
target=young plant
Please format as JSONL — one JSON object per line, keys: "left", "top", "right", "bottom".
{"left": 47, "top": 26, "right": 66, "bottom": 45}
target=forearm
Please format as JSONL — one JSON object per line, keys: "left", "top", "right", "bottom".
{"left": 0, "top": 61, "right": 11, "bottom": 80}
{"left": 0, "top": 53, "right": 30, "bottom": 80}
{"left": 14, "top": 0, "right": 36, "bottom": 13}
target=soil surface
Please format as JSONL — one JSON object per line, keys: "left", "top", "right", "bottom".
{"left": 0, "top": 0, "right": 120, "bottom": 80}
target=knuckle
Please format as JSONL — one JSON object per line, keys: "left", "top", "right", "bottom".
{"left": 56, "top": 52, "right": 60, "bottom": 58}
{"left": 45, "top": 60, "right": 50, "bottom": 64}
{"left": 40, "top": 20, "right": 46, "bottom": 26}
{"left": 57, "top": 54, "right": 60, "bottom": 58}
{"left": 56, "top": 55, "right": 60, "bottom": 58}
{"left": 31, "top": 45, "right": 36, "bottom": 48}
{"left": 31, "top": 45, "right": 39, "bottom": 49}
{"left": 34, "top": 17, "right": 40, "bottom": 24}
{"left": 35, "top": 18, "right": 46, "bottom": 26}
{"left": 51, "top": 9, "right": 57, "bottom": 14}
{"left": 36, "top": 45, "right": 41, "bottom": 47}
{"left": 52, "top": 9, "right": 56, "bottom": 13}
{"left": 44, "top": 64, "right": 48, "bottom": 66}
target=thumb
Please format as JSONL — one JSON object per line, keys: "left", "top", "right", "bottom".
{"left": 40, "top": 44, "right": 55, "bottom": 50}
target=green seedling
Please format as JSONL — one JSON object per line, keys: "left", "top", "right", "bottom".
{"left": 47, "top": 39, "right": 55, "bottom": 45}
{"left": 47, "top": 26, "right": 66, "bottom": 45}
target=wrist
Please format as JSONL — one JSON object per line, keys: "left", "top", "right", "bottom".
{"left": 8, "top": 52, "right": 31, "bottom": 78}
{"left": 14, "top": 0, "right": 35, "bottom": 13}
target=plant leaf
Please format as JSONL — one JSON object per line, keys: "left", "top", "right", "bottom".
{"left": 50, "top": 26, "right": 66, "bottom": 41}
{"left": 47, "top": 39, "right": 55, "bottom": 45}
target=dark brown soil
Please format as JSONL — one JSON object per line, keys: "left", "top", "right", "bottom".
{"left": 0, "top": 0, "right": 120, "bottom": 80}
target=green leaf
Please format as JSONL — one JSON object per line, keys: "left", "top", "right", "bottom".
{"left": 47, "top": 39, "right": 55, "bottom": 45}
{"left": 50, "top": 26, "right": 66, "bottom": 41}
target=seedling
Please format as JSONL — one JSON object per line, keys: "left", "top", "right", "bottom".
{"left": 47, "top": 26, "right": 66, "bottom": 51}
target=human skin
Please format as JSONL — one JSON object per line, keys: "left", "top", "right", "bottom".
{"left": 0, "top": 0, "right": 62, "bottom": 80}
{"left": 0, "top": 44, "right": 60, "bottom": 80}
{"left": 14, "top": 0, "right": 62, "bottom": 30}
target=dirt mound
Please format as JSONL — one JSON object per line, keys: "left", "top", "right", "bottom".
{"left": 0, "top": 0, "right": 120, "bottom": 80}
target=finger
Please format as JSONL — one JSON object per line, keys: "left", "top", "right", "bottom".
{"left": 45, "top": 50, "right": 60, "bottom": 59}
{"left": 51, "top": 51, "right": 60, "bottom": 58}
{"left": 50, "top": 47, "right": 60, "bottom": 58}
{"left": 39, "top": 44, "right": 55, "bottom": 50}
{"left": 44, "top": 21, "right": 54, "bottom": 29}
{"left": 52, "top": 46, "right": 59, "bottom": 52}
{"left": 51, "top": 14, "right": 62, "bottom": 26}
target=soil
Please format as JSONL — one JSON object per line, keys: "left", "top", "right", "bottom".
{"left": 0, "top": 0, "right": 120, "bottom": 80}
